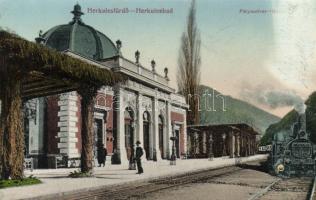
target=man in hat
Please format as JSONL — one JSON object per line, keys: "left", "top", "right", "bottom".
{"left": 135, "top": 141, "right": 144, "bottom": 174}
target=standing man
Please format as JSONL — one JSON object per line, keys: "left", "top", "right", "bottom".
{"left": 135, "top": 141, "right": 144, "bottom": 174}
{"left": 97, "top": 144, "right": 105, "bottom": 167}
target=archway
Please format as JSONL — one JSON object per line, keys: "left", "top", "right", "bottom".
{"left": 124, "top": 107, "right": 134, "bottom": 161}
{"left": 143, "top": 111, "right": 151, "bottom": 160}
{"left": 158, "top": 115, "right": 164, "bottom": 159}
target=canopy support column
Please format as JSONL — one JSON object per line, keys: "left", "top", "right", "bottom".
{"left": 0, "top": 65, "right": 24, "bottom": 180}
{"left": 78, "top": 86, "right": 98, "bottom": 174}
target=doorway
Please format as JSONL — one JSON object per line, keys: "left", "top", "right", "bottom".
{"left": 94, "top": 118, "right": 104, "bottom": 159}
{"left": 143, "top": 111, "right": 150, "bottom": 160}
{"left": 124, "top": 108, "right": 134, "bottom": 160}
{"left": 175, "top": 129, "right": 180, "bottom": 158}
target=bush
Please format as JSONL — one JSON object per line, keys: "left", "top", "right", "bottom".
{"left": 68, "top": 170, "right": 93, "bottom": 178}
{"left": 0, "top": 176, "right": 41, "bottom": 189}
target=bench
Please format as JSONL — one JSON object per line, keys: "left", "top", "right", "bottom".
{"left": 68, "top": 157, "right": 81, "bottom": 168}
{"left": 55, "top": 155, "right": 68, "bottom": 168}
{"left": 24, "top": 158, "right": 34, "bottom": 172}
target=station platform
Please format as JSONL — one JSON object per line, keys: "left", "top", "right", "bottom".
{"left": 0, "top": 155, "right": 267, "bottom": 200}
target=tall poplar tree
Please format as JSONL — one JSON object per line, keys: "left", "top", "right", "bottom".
{"left": 177, "top": 0, "right": 201, "bottom": 125}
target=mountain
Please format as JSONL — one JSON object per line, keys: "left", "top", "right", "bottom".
{"left": 198, "top": 85, "right": 280, "bottom": 135}
{"left": 260, "top": 91, "right": 316, "bottom": 145}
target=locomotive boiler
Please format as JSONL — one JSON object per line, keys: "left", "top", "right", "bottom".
{"left": 270, "top": 113, "right": 315, "bottom": 177}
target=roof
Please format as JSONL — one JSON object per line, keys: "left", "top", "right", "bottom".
{"left": 40, "top": 4, "right": 118, "bottom": 61}
{"left": 0, "top": 31, "right": 124, "bottom": 99}
{"left": 187, "top": 123, "right": 259, "bottom": 135}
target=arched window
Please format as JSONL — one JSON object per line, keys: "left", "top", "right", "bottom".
{"left": 96, "top": 96, "right": 106, "bottom": 107}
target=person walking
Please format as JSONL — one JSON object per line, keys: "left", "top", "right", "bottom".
{"left": 135, "top": 141, "right": 144, "bottom": 174}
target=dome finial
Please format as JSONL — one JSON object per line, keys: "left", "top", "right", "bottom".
{"left": 135, "top": 50, "right": 140, "bottom": 64}
{"left": 116, "top": 40, "right": 122, "bottom": 55}
{"left": 71, "top": 3, "right": 84, "bottom": 22}
{"left": 35, "top": 30, "right": 46, "bottom": 44}
{"left": 151, "top": 59, "right": 156, "bottom": 73}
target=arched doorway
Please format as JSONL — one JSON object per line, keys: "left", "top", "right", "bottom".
{"left": 143, "top": 111, "right": 151, "bottom": 160}
{"left": 158, "top": 115, "right": 164, "bottom": 159}
{"left": 124, "top": 107, "right": 134, "bottom": 161}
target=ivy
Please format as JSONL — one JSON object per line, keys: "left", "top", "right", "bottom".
{"left": 0, "top": 31, "right": 124, "bottom": 87}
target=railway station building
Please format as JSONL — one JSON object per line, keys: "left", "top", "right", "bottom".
{"left": 24, "top": 4, "right": 188, "bottom": 168}
{"left": 187, "top": 124, "right": 258, "bottom": 158}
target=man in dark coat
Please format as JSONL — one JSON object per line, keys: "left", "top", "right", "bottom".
{"left": 97, "top": 144, "right": 105, "bottom": 167}
{"left": 135, "top": 141, "right": 144, "bottom": 174}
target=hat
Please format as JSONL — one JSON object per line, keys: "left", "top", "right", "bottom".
{"left": 136, "top": 141, "right": 141, "bottom": 145}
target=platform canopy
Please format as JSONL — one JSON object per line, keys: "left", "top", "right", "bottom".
{"left": 0, "top": 30, "right": 124, "bottom": 180}
{"left": 0, "top": 31, "right": 123, "bottom": 100}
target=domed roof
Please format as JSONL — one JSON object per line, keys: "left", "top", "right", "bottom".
{"left": 41, "top": 4, "right": 118, "bottom": 60}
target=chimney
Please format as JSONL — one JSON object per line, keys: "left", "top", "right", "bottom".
{"left": 299, "top": 113, "right": 306, "bottom": 132}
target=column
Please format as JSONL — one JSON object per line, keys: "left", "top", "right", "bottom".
{"left": 116, "top": 88, "right": 128, "bottom": 164}
{"left": 57, "top": 92, "right": 80, "bottom": 158}
{"left": 153, "top": 97, "right": 162, "bottom": 161}
{"left": 230, "top": 132, "right": 235, "bottom": 158}
{"left": 166, "top": 102, "right": 172, "bottom": 159}
{"left": 162, "top": 104, "right": 168, "bottom": 159}
{"left": 137, "top": 93, "right": 145, "bottom": 159}
{"left": 237, "top": 134, "right": 240, "bottom": 157}
{"left": 202, "top": 131, "right": 207, "bottom": 154}
{"left": 183, "top": 110, "right": 187, "bottom": 156}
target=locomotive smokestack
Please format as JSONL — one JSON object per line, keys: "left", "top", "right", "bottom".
{"left": 299, "top": 112, "right": 306, "bottom": 132}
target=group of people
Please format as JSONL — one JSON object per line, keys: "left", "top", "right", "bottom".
{"left": 97, "top": 141, "right": 144, "bottom": 174}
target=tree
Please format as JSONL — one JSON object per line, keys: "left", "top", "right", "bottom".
{"left": 177, "top": 0, "right": 201, "bottom": 125}
{"left": 78, "top": 86, "right": 98, "bottom": 174}
{"left": 0, "top": 63, "right": 24, "bottom": 180}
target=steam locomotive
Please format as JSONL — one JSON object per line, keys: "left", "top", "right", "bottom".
{"left": 270, "top": 113, "right": 315, "bottom": 177}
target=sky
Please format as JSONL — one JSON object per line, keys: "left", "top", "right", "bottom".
{"left": 0, "top": 0, "right": 315, "bottom": 117}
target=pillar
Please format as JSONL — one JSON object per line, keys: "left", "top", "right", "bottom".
{"left": 202, "top": 131, "right": 207, "bottom": 154}
{"left": 0, "top": 73, "right": 24, "bottom": 179}
{"left": 237, "top": 134, "right": 240, "bottom": 157}
{"left": 153, "top": 97, "right": 162, "bottom": 161}
{"left": 230, "top": 132, "right": 235, "bottom": 158}
{"left": 78, "top": 86, "right": 97, "bottom": 174}
{"left": 137, "top": 93, "right": 144, "bottom": 155}
{"left": 166, "top": 102, "right": 172, "bottom": 159}
{"left": 162, "top": 104, "right": 168, "bottom": 159}
{"left": 115, "top": 88, "right": 128, "bottom": 164}
{"left": 58, "top": 92, "right": 80, "bottom": 158}
{"left": 183, "top": 110, "right": 187, "bottom": 156}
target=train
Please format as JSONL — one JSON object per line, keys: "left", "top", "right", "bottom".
{"left": 270, "top": 113, "right": 315, "bottom": 177}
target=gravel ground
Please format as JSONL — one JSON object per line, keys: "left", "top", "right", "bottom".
{"left": 139, "top": 164, "right": 278, "bottom": 200}
{"left": 141, "top": 184, "right": 258, "bottom": 200}
{"left": 138, "top": 167, "right": 314, "bottom": 200}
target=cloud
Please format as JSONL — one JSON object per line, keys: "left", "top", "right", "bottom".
{"left": 240, "top": 83, "right": 306, "bottom": 114}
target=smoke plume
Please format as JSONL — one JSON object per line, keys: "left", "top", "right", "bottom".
{"left": 241, "top": 85, "right": 306, "bottom": 114}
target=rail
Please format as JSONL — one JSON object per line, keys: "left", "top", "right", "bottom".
{"left": 309, "top": 176, "right": 316, "bottom": 200}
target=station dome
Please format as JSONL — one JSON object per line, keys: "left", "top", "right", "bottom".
{"left": 40, "top": 4, "right": 118, "bottom": 60}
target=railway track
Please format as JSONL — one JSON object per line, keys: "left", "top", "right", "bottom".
{"left": 32, "top": 159, "right": 316, "bottom": 200}
{"left": 32, "top": 165, "right": 244, "bottom": 200}
{"left": 249, "top": 176, "right": 316, "bottom": 200}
